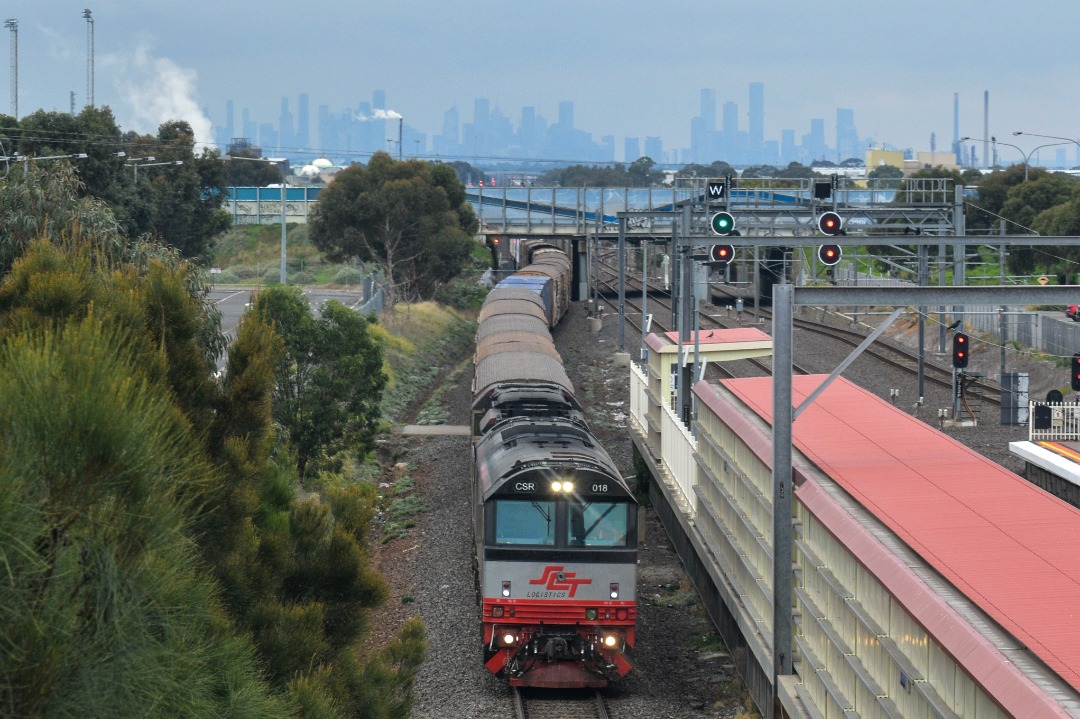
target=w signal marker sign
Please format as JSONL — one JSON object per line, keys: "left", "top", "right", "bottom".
{"left": 707, "top": 180, "right": 726, "bottom": 200}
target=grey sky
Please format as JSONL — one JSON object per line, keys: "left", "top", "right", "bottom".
{"left": 9, "top": 1, "right": 1080, "bottom": 163}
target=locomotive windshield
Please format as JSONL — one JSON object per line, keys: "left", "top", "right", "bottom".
{"left": 492, "top": 498, "right": 631, "bottom": 548}
{"left": 494, "top": 500, "right": 555, "bottom": 545}
{"left": 568, "top": 501, "right": 629, "bottom": 547}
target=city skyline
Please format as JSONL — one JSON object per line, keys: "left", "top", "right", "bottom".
{"left": 214, "top": 85, "right": 877, "bottom": 169}
{"left": 5, "top": 2, "right": 1080, "bottom": 168}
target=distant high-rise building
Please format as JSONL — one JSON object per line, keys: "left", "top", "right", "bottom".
{"left": 801, "top": 119, "right": 827, "bottom": 164}
{"left": 242, "top": 109, "right": 256, "bottom": 144}
{"left": 836, "top": 108, "right": 859, "bottom": 162}
{"left": 224, "top": 100, "right": 234, "bottom": 147}
{"left": 720, "top": 101, "right": 739, "bottom": 161}
{"left": 644, "top": 136, "right": 663, "bottom": 163}
{"left": 701, "top": 89, "right": 716, "bottom": 133}
{"left": 625, "top": 137, "right": 641, "bottom": 163}
{"left": 519, "top": 106, "right": 544, "bottom": 157}
{"left": 600, "top": 134, "right": 615, "bottom": 163}
{"left": 259, "top": 122, "right": 278, "bottom": 153}
{"left": 781, "top": 129, "right": 796, "bottom": 164}
{"left": 748, "top": 82, "right": 764, "bottom": 155}
{"left": 691, "top": 89, "right": 717, "bottom": 163}
{"left": 558, "top": 100, "right": 574, "bottom": 128}
{"left": 373, "top": 90, "right": 386, "bottom": 110}
{"left": 279, "top": 98, "right": 294, "bottom": 149}
{"left": 297, "top": 93, "right": 310, "bottom": 149}
{"left": 434, "top": 105, "right": 459, "bottom": 156}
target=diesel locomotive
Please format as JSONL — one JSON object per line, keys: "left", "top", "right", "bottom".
{"left": 471, "top": 240, "right": 638, "bottom": 689}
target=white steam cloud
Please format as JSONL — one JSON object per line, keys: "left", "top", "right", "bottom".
{"left": 354, "top": 108, "right": 403, "bottom": 121}
{"left": 111, "top": 46, "right": 214, "bottom": 149}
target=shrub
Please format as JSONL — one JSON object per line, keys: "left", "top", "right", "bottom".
{"left": 333, "top": 266, "right": 365, "bottom": 285}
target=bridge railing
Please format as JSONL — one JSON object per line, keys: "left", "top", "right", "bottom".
{"left": 467, "top": 179, "right": 939, "bottom": 236}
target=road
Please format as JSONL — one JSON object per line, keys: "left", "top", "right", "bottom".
{"left": 209, "top": 286, "right": 366, "bottom": 368}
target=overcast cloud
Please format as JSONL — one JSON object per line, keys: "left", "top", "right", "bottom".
{"left": 8, "top": 2, "right": 1080, "bottom": 162}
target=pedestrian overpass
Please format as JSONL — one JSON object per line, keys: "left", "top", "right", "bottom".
{"left": 467, "top": 179, "right": 951, "bottom": 239}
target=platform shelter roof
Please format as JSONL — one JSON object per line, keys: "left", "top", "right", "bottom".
{"left": 697, "top": 374, "right": 1080, "bottom": 708}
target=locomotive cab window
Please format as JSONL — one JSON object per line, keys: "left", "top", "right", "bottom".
{"left": 567, "top": 501, "right": 629, "bottom": 547}
{"left": 494, "top": 499, "right": 555, "bottom": 545}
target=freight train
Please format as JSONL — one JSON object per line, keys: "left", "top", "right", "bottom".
{"left": 471, "top": 239, "right": 638, "bottom": 689}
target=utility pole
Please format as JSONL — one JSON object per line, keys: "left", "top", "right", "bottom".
{"left": 4, "top": 19, "right": 15, "bottom": 118}
{"left": 83, "top": 9, "right": 93, "bottom": 108}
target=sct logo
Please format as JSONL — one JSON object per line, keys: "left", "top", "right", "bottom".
{"left": 528, "top": 565, "right": 592, "bottom": 598}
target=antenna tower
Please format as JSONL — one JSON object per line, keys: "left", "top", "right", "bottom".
{"left": 83, "top": 9, "right": 94, "bottom": 108}
{"left": 4, "top": 19, "right": 15, "bottom": 118}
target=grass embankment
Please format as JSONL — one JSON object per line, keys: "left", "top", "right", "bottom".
{"left": 210, "top": 224, "right": 363, "bottom": 285}
{"left": 369, "top": 303, "right": 477, "bottom": 545}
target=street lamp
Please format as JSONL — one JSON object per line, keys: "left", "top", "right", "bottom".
{"left": 960, "top": 136, "right": 1070, "bottom": 181}
{"left": 4, "top": 152, "right": 89, "bottom": 173}
{"left": 126, "top": 158, "right": 181, "bottom": 183}
{"left": 225, "top": 154, "right": 289, "bottom": 284}
{"left": 1013, "top": 131, "right": 1080, "bottom": 168}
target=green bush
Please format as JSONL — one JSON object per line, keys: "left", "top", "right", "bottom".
{"left": 212, "top": 270, "right": 240, "bottom": 284}
{"left": 333, "top": 266, "right": 365, "bottom": 285}
{"left": 230, "top": 265, "right": 260, "bottom": 279}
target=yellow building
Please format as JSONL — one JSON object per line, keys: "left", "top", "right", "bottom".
{"left": 866, "top": 148, "right": 960, "bottom": 176}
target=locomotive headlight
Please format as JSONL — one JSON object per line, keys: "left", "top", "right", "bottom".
{"left": 609, "top": 583, "right": 619, "bottom": 599}
{"left": 550, "top": 480, "right": 563, "bottom": 492}
{"left": 501, "top": 581, "right": 511, "bottom": 597}
{"left": 501, "top": 633, "right": 517, "bottom": 646}
{"left": 602, "top": 634, "right": 619, "bottom": 648}
{"left": 550, "top": 480, "right": 575, "bottom": 493}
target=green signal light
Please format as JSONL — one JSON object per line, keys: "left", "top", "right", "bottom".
{"left": 711, "top": 211, "right": 735, "bottom": 236}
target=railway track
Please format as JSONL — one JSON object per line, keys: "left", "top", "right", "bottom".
{"left": 594, "top": 256, "right": 1001, "bottom": 408}
{"left": 512, "top": 688, "right": 610, "bottom": 719}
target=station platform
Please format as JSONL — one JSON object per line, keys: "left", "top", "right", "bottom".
{"left": 1009, "top": 439, "right": 1080, "bottom": 508}
{"left": 629, "top": 337, "right": 1080, "bottom": 717}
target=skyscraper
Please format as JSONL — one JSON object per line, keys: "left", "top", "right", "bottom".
{"left": 836, "top": 108, "right": 858, "bottom": 162}
{"left": 748, "top": 82, "right": 764, "bottom": 159}
{"left": 721, "top": 101, "right": 739, "bottom": 161}
{"left": 297, "top": 93, "right": 310, "bottom": 149}
{"left": 692, "top": 89, "right": 716, "bottom": 163}
{"left": 558, "top": 100, "right": 574, "bottom": 128}
{"left": 279, "top": 98, "right": 294, "bottom": 149}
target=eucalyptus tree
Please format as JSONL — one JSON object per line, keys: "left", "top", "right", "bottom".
{"left": 310, "top": 152, "right": 477, "bottom": 304}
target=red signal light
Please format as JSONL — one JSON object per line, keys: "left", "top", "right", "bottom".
{"left": 710, "top": 243, "right": 734, "bottom": 265}
{"left": 817, "top": 211, "right": 844, "bottom": 236}
{"left": 817, "top": 244, "right": 842, "bottom": 266}
{"left": 952, "top": 332, "right": 969, "bottom": 369}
